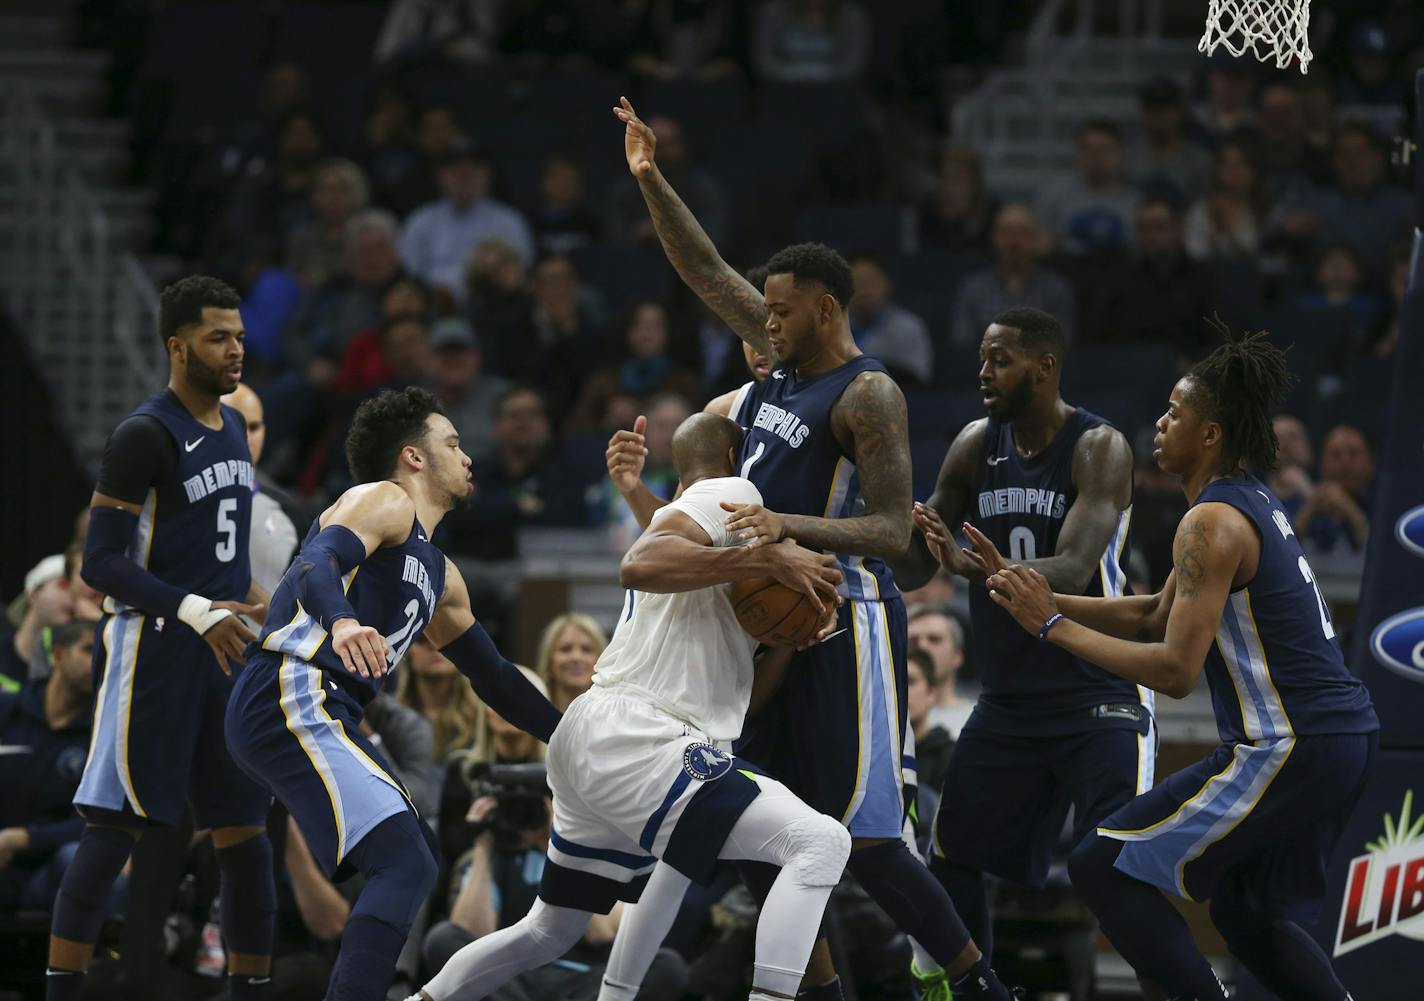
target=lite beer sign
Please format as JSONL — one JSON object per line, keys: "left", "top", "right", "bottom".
{"left": 1334, "top": 790, "right": 1424, "bottom": 956}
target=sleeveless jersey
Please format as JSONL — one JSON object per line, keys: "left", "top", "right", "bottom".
{"left": 1195, "top": 476, "right": 1378, "bottom": 744}
{"left": 257, "top": 515, "right": 446, "bottom": 705}
{"left": 732, "top": 356, "right": 900, "bottom": 602}
{"left": 105, "top": 393, "right": 253, "bottom": 615}
{"left": 968, "top": 408, "right": 1146, "bottom": 731}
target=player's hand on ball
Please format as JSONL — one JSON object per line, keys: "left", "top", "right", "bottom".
{"left": 797, "top": 600, "right": 843, "bottom": 651}
{"left": 913, "top": 502, "right": 985, "bottom": 581}
{"left": 331, "top": 618, "right": 393, "bottom": 679}
{"left": 606, "top": 415, "right": 648, "bottom": 493}
{"left": 203, "top": 601, "right": 264, "bottom": 675}
{"left": 986, "top": 566, "right": 1058, "bottom": 634}
{"left": 763, "top": 538, "right": 842, "bottom": 614}
{"left": 613, "top": 97, "right": 657, "bottom": 178}
{"left": 721, "top": 501, "right": 785, "bottom": 549}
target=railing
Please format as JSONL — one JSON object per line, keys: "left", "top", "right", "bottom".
{"left": 0, "top": 81, "right": 162, "bottom": 475}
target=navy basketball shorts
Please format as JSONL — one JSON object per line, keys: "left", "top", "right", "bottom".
{"left": 225, "top": 650, "right": 416, "bottom": 878}
{"left": 931, "top": 711, "right": 1155, "bottom": 887}
{"left": 1098, "top": 731, "right": 1377, "bottom": 911}
{"left": 75, "top": 611, "right": 269, "bottom": 829}
{"left": 540, "top": 687, "right": 766, "bottom": 913}
{"left": 741, "top": 595, "right": 909, "bottom": 840}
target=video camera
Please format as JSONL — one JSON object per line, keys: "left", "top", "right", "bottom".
{"left": 461, "top": 760, "right": 550, "bottom": 845}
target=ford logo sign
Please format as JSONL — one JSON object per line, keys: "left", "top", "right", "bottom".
{"left": 1371, "top": 608, "right": 1424, "bottom": 683}
{"left": 1397, "top": 505, "right": 1424, "bottom": 559}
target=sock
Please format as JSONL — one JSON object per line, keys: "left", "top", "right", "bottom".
{"left": 228, "top": 973, "right": 274, "bottom": 1000}
{"left": 950, "top": 955, "right": 1012, "bottom": 1000}
{"left": 846, "top": 841, "right": 972, "bottom": 969}
{"left": 215, "top": 834, "right": 276, "bottom": 962}
{"left": 1068, "top": 837, "right": 1227, "bottom": 1000}
{"left": 797, "top": 975, "right": 844, "bottom": 999}
{"left": 1210, "top": 886, "right": 1348, "bottom": 1001}
{"left": 930, "top": 855, "right": 992, "bottom": 961}
{"left": 44, "top": 969, "right": 84, "bottom": 1001}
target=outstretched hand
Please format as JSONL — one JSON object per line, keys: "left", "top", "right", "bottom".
{"left": 913, "top": 503, "right": 985, "bottom": 581}
{"left": 606, "top": 415, "right": 648, "bottom": 494}
{"left": 613, "top": 96, "right": 657, "bottom": 178}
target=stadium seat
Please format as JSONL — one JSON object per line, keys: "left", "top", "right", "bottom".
{"left": 796, "top": 203, "right": 910, "bottom": 260}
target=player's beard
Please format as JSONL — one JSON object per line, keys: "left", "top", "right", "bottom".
{"left": 995, "top": 374, "right": 1035, "bottom": 421}
{"left": 185, "top": 348, "right": 234, "bottom": 396}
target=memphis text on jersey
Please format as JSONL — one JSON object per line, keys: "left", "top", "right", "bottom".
{"left": 402, "top": 555, "right": 438, "bottom": 617}
{"left": 977, "top": 486, "right": 1068, "bottom": 521}
{"left": 1333, "top": 790, "right": 1424, "bottom": 956}
{"left": 181, "top": 459, "right": 256, "bottom": 503}
{"left": 751, "top": 402, "right": 811, "bottom": 448}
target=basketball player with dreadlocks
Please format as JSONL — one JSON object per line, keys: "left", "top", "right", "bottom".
{"left": 979, "top": 331, "right": 1378, "bottom": 1001}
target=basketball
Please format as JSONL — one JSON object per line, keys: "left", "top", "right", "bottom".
{"left": 731, "top": 577, "right": 822, "bottom": 648}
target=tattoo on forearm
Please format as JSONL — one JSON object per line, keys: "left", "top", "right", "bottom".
{"left": 1173, "top": 524, "right": 1208, "bottom": 598}
{"left": 640, "top": 172, "right": 767, "bottom": 346}
{"left": 816, "top": 373, "right": 912, "bottom": 558}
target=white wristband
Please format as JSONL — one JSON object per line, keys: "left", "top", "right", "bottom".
{"left": 177, "top": 594, "right": 232, "bottom": 636}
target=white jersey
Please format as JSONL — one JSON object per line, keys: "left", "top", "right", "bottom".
{"left": 591, "top": 476, "right": 762, "bottom": 742}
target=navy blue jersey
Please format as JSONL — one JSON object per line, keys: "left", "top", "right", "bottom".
{"left": 256, "top": 516, "right": 446, "bottom": 704}
{"left": 968, "top": 409, "right": 1145, "bottom": 730}
{"left": 732, "top": 356, "right": 899, "bottom": 602}
{"left": 105, "top": 393, "right": 253, "bottom": 614}
{"left": 1195, "top": 476, "right": 1378, "bottom": 743}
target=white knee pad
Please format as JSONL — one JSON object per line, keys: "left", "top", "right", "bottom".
{"left": 783, "top": 814, "right": 851, "bottom": 889}
{"left": 522, "top": 899, "right": 590, "bottom": 957}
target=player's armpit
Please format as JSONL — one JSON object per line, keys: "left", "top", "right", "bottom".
{"left": 315, "top": 480, "right": 417, "bottom": 556}
{"left": 889, "top": 419, "right": 987, "bottom": 589}
{"left": 782, "top": 371, "right": 913, "bottom": 559}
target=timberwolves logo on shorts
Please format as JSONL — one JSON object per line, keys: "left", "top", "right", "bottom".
{"left": 682, "top": 742, "right": 732, "bottom": 781}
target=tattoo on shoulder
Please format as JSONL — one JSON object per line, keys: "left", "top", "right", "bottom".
{"left": 1173, "top": 522, "right": 1208, "bottom": 598}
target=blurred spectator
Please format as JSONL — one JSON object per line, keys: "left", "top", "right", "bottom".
{"left": 606, "top": 114, "right": 727, "bottom": 246}
{"left": 1299, "top": 74, "right": 1337, "bottom": 155}
{"left": 1127, "top": 77, "right": 1213, "bottom": 204}
{"left": 848, "top": 254, "right": 934, "bottom": 386}
{"left": 1296, "top": 244, "right": 1383, "bottom": 361}
{"left": 0, "top": 618, "right": 96, "bottom": 914}
{"left": 223, "top": 109, "right": 329, "bottom": 263}
{"left": 1191, "top": 54, "right": 1255, "bottom": 145}
{"left": 907, "top": 606, "right": 971, "bottom": 738}
{"left": 400, "top": 141, "right": 536, "bottom": 307}
{"left": 1096, "top": 196, "right": 1213, "bottom": 358}
{"left": 429, "top": 317, "right": 510, "bottom": 462}
{"left": 1038, "top": 121, "right": 1139, "bottom": 256}
{"left": 465, "top": 238, "right": 535, "bottom": 345}
{"left": 491, "top": 255, "right": 606, "bottom": 417}
{"left": 1268, "top": 414, "right": 1315, "bottom": 521}
{"left": 221, "top": 383, "right": 299, "bottom": 597}
{"left": 1297, "top": 425, "right": 1374, "bottom": 552}
{"left": 752, "top": 0, "right": 870, "bottom": 83}
{"left": 1302, "top": 122, "right": 1412, "bottom": 280}
{"left": 444, "top": 386, "right": 587, "bottom": 561}
{"left": 396, "top": 637, "right": 485, "bottom": 760}
{"left": 375, "top": 0, "right": 503, "bottom": 66}
{"left": 380, "top": 103, "right": 469, "bottom": 217}
{"left": 627, "top": 0, "right": 748, "bottom": 80}
{"left": 919, "top": 145, "right": 1000, "bottom": 255}
{"left": 1337, "top": 23, "right": 1405, "bottom": 124}
{"left": 1255, "top": 81, "right": 1331, "bottom": 199}
{"left": 951, "top": 203, "right": 1076, "bottom": 346}
{"left": 905, "top": 647, "right": 953, "bottom": 800}
{"left": 534, "top": 612, "right": 609, "bottom": 713}
{"left": 568, "top": 302, "right": 701, "bottom": 430}
{"left": 2, "top": 556, "right": 71, "bottom": 688}
{"left": 335, "top": 313, "right": 433, "bottom": 399}
{"left": 531, "top": 154, "right": 603, "bottom": 258}
{"left": 285, "top": 159, "right": 371, "bottom": 288}
{"left": 360, "top": 85, "right": 423, "bottom": 214}
{"left": 1364, "top": 246, "right": 1411, "bottom": 360}
{"left": 318, "top": 275, "right": 429, "bottom": 410}
{"left": 1185, "top": 139, "right": 1269, "bottom": 260}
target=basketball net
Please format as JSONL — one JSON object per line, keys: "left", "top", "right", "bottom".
{"left": 1199, "top": 0, "right": 1312, "bottom": 73}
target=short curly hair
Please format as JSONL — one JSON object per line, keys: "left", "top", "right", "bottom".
{"left": 764, "top": 242, "right": 855, "bottom": 307}
{"left": 158, "top": 275, "right": 240, "bottom": 347}
{"left": 346, "top": 387, "right": 445, "bottom": 484}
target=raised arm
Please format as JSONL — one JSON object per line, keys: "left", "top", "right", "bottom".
{"left": 614, "top": 97, "right": 769, "bottom": 351}
{"left": 892, "top": 419, "right": 987, "bottom": 590}
{"left": 725, "top": 371, "right": 913, "bottom": 559}
{"left": 425, "top": 558, "right": 562, "bottom": 743}
{"left": 987, "top": 504, "right": 1250, "bottom": 698}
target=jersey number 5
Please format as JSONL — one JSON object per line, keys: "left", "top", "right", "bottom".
{"left": 215, "top": 499, "right": 237, "bottom": 563}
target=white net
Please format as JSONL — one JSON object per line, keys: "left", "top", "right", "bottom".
{"left": 1199, "top": 0, "right": 1313, "bottom": 73}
